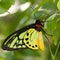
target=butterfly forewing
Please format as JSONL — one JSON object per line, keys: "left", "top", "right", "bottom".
{"left": 2, "top": 24, "right": 35, "bottom": 50}
{"left": 2, "top": 31, "right": 28, "bottom": 50}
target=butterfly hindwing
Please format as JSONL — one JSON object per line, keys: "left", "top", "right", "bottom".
{"left": 24, "top": 28, "right": 44, "bottom": 50}
{"left": 24, "top": 29, "right": 38, "bottom": 49}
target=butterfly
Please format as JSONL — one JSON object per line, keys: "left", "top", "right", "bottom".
{"left": 2, "top": 19, "right": 48, "bottom": 51}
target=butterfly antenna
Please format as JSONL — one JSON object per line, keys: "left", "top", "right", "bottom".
{"left": 34, "top": 14, "right": 38, "bottom": 20}
{"left": 31, "top": 6, "right": 38, "bottom": 20}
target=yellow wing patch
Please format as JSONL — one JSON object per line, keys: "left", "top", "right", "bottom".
{"left": 37, "top": 32, "right": 45, "bottom": 51}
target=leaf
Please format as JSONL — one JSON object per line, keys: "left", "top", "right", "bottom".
{"left": 57, "top": 0, "right": 60, "bottom": 11}
{"left": 32, "top": 0, "right": 52, "bottom": 15}
{"left": 19, "top": 0, "right": 35, "bottom": 4}
{"left": 44, "top": 13, "right": 58, "bottom": 45}
{"left": 42, "top": 2, "right": 57, "bottom": 11}
{"left": 0, "top": 7, "right": 6, "bottom": 14}
{"left": 0, "top": 0, "right": 15, "bottom": 13}
{"left": 47, "top": 13, "right": 57, "bottom": 21}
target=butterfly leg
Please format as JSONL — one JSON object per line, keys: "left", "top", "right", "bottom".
{"left": 41, "top": 28, "right": 53, "bottom": 36}
{"left": 43, "top": 30, "right": 53, "bottom": 45}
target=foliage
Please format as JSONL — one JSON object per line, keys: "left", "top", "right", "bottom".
{"left": 0, "top": 0, "right": 60, "bottom": 60}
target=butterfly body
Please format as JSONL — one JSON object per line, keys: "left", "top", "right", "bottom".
{"left": 2, "top": 20, "right": 45, "bottom": 51}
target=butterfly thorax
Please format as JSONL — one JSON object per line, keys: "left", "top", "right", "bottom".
{"left": 35, "top": 20, "right": 43, "bottom": 31}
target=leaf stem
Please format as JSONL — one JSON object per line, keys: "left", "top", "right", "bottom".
{"left": 54, "top": 41, "right": 60, "bottom": 60}
{"left": 44, "top": 34, "right": 54, "bottom": 60}
{"left": 48, "top": 44, "right": 54, "bottom": 60}
{"left": 45, "top": 34, "right": 60, "bottom": 60}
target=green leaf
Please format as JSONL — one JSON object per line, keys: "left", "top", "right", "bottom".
{"left": 0, "top": 0, "right": 15, "bottom": 13}
{"left": 32, "top": 0, "right": 52, "bottom": 15}
{"left": 45, "top": 13, "right": 58, "bottom": 45}
{"left": 47, "top": 13, "right": 57, "bottom": 21}
{"left": 42, "top": 2, "right": 57, "bottom": 11}
{"left": 19, "top": 0, "right": 35, "bottom": 4}
{"left": 57, "top": 0, "right": 60, "bottom": 11}
{"left": 0, "top": 7, "right": 6, "bottom": 14}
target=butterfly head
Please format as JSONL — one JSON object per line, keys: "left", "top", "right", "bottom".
{"left": 35, "top": 20, "right": 44, "bottom": 31}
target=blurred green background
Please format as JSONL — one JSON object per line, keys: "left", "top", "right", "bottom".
{"left": 0, "top": 0, "right": 60, "bottom": 60}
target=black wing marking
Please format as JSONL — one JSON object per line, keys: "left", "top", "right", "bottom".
{"left": 2, "top": 24, "right": 35, "bottom": 51}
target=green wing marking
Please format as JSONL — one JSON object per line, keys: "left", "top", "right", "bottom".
{"left": 4, "top": 31, "right": 27, "bottom": 49}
